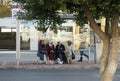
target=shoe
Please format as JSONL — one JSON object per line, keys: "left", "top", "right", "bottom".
{"left": 78, "top": 59, "right": 82, "bottom": 62}
{"left": 58, "top": 61, "right": 63, "bottom": 64}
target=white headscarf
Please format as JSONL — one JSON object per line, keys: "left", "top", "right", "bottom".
{"left": 49, "top": 41, "right": 52, "bottom": 47}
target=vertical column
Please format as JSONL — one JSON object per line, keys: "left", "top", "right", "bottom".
{"left": 30, "top": 27, "right": 38, "bottom": 51}
{"left": 16, "top": 18, "right": 20, "bottom": 66}
{"left": 75, "top": 24, "right": 80, "bottom": 50}
{"left": 101, "top": 17, "right": 105, "bottom": 32}
{"left": 72, "top": 23, "right": 75, "bottom": 53}
{"left": 88, "top": 44, "right": 91, "bottom": 62}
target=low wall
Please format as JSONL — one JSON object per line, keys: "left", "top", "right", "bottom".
{"left": 0, "top": 32, "right": 16, "bottom": 49}
{"left": 0, "top": 40, "right": 16, "bottom": 49}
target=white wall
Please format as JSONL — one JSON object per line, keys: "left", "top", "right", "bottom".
{"left": 30, "top": 27, "right": 38, "bottom": 51}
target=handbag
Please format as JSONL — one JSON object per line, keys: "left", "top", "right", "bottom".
{"left": 37, "top": 53, "right": 40, "bottom": 57}
{"left": 72, "top": 51, "right": 75, "bottom": 59}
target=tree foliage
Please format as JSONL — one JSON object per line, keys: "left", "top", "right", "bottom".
{"left": 13, "top": 0, "right": 120, "bottom": 33}
{"left": 14, "top": 0, "right": 66, "bottom": 33}
{"left": 65, "top": 0, "right": 120, "bottom": 21}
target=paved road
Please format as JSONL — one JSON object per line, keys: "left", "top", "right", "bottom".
{"left": 0, "top": 69, "right": 119, "bottom": 81}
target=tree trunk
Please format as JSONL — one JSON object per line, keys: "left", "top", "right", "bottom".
{"left": 100, "top": 15, "right": 119, "bottom": 81}
{"left": 84, "top": 7, "right": 111, "bottom": 76}
{"left": 101, "top": 37, "right": 119, "bottom": 81}
{"left": 100, "top": 38, "right": 110, "bottom": 75}
{"left": 100, "top": 18, "right": 111, "bottom": 75}
{"left": 83, "top": 6, "right": 119, "bottom": 81}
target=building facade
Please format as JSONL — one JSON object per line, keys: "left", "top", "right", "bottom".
{"left": 0, "top": 17, "right": 91, "bottom": 51}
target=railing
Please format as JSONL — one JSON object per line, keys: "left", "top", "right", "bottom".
{"left": 74, "top": 44, "right": 96, "bottom": 63}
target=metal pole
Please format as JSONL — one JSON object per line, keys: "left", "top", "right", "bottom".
{"left": 16, "top": 18, "right": 20, "bottom": 66}
{"left": 88, "top": 44, "right": 91, "bottom": 63}
{"left": 72, "top": 23, "right": 75, "bottom": 53}
{"left": 93, "top": 33, "right": 97, "bottom": 63}
{"left": 94, "top": 44, "right": 97, "bottom": 63}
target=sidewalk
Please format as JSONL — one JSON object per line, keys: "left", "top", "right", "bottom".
{"left": 0, "top": 51, "right": 120, "bottom": 70}
{"left": 0, "top": 61, "right": 120, "bottom": 70}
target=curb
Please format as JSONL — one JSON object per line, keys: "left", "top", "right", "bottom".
{"left": 0, "top": 63, "right": 120, "bottom": 70}
{"left": 0, "top": 64, "right": 100, "bottom": 70}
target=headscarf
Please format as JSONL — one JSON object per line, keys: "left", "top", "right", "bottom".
{"left": 39, "top": 40, "right": 45, "bottom": 47}
{"left": 49, "top": 41, "right": 52, "bottom": 47}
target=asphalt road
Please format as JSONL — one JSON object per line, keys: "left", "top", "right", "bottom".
{"left": 0, "top": 69, "right": 119, "bottom": 81}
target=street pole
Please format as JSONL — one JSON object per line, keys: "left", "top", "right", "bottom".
{"left": 16, "top": 18, "right": 20, "bottom": 66}
{"left": 88, "top": 44, "right": 91, "bottom": 63}
{"left": 72, "top": 23, "right": 75, "bottom": 53}
{"left": 94, "top": 33, "right": 97, "bottom": 63}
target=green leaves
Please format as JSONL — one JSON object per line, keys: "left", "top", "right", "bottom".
{"left": 13, "top": 0, "right": 120, "bottom": 33}
{"left": 13, "top": 0, "right": 64, "bottom": 33}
